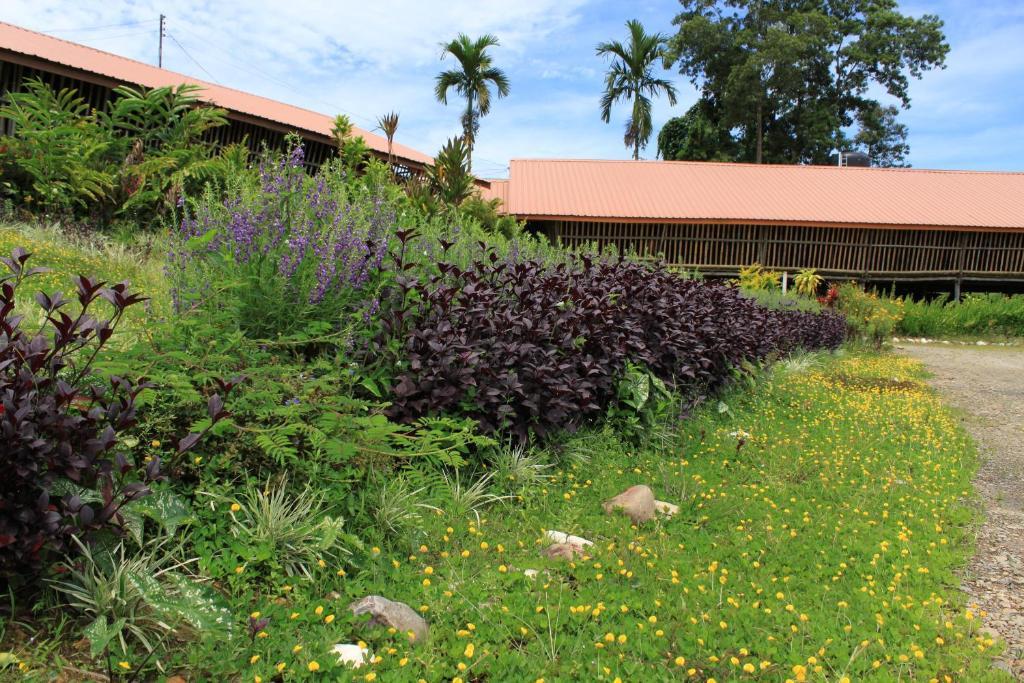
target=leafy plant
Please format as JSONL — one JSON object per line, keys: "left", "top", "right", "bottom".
{"left": 49, "top": 536, "right": 231, "bottom": 660}
{"left": 793, "top": 268, "right": 824, "bottom": 296}
{"left": 489, "top": 443, "right": 552, "bottom": 495}
{"left": 607, "top": 362, "right": 675, "bottom": 442}
{"left": 737, "top": 262, "right": 782, "bottom": 291}
{"left": 0, "top": 78, "right": 115, "bottom": 213}
{"left": 0, "top": 248, "right": 152, "bottom": 581}
{"left": 427, "top": 137, "right": 476, "bottom": 206}
{"left": 228, "top": 478, "right": 354, "bottom": 580}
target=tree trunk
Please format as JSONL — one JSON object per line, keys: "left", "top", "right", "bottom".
{"left": 756, "top": 101, "right": 763, "bottom": 164}
{"left": 465, "top": 93, "right": 474, "bottom": 173}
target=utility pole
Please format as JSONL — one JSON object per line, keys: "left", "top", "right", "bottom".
{"left": 158, "top": 14, "right": 166, "bottom": 68}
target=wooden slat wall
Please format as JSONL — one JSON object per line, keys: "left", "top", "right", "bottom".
{"left": 545, "top": 220, "right": 1024, "bottom": 281}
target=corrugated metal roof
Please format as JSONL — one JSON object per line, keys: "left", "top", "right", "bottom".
{"left": 0, "top": 21, "right": 433, "bottom": 167}
{"left": 480, "top": 178, "right": 509, "bottom": 206}
{"left": 504, "top": 159, "right": 1024, "bottom": 231}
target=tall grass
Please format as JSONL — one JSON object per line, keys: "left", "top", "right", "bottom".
{"left": 899, "top": 293, "right": 1024, "bottom": 338}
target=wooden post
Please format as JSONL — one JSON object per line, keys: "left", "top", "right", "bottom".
{"left": 781, "top": 271, "right": 788, "bottom": 294}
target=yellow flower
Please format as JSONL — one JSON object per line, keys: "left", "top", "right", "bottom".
{"left": 230, "top": 503, "right": 241, "bottom": 512}
{"left": 315, "top": 605, "right": 324, "bottom": 616}
{"left": 324, "top": 614, "right": 335, "bottom": 624}
{"left": 365, "top": 674, "right": 377, "bottom": 682}
{"left": 250, "top": 655, "right": 260, "bottom": 664}
{"left": 292, "top": 644, "right": 303, "bottom": 654}
{"left": 250, "top": 611, "right": 261, "bottom": 619}
{"left": 424, "top": 566, "right": 434, "bottom": 575}
{"left": 675, "top": 656, "right": 686, "bottom": 666}
{"left": 150, "top": 440, "right": 161, "bottom": 447}
{"left": 399, "top": 657, "right": 409, "bottom": 666}
{"left": 464, "top": 643, "right": 475, "bottom": 658}
{"left": 118, "top": 662, "right": 131, "bottom": 670}
{"left": 308, "top": 661, "right": 320, "bottom": 672}
{"left": 276, "top": 662, "right": 286, "bottom": 673}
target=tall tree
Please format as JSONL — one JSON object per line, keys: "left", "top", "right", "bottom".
{"left": 435, "top": 34, "right": 510, "bottom": 173}
{"left": 597, "top": 20, "right": 679, "bottom": 160}
{"left": 663, "top": 0, "right": 948, "bottom": 165}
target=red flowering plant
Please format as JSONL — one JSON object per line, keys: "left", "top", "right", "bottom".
{"left": 0, "top": 247, "right": 233, "bottom": 586}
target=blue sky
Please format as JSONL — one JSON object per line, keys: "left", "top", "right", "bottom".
{"left": 4, "top": 0, "right": 1023, "bottom": 177}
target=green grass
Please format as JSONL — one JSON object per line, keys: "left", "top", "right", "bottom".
{"left": 10, "top": 351, "right": 993, "bottom": 682}
{"left": 0, "top": 222, "right": 169, "bottom": 332}
{"left": 899, "top": 293, "right": 1024, "bottom": 340}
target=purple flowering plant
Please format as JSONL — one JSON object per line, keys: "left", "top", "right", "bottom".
{"left": 168, "top": 137, "right": 394, "bottom": 339}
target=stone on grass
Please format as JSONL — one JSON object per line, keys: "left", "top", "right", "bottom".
{"left": 545, "top": 530, "right": 593, "bottom": 548}
{"left": 332, "top": 643, "right": 369, "bottom": 668}
{"left": 348, "top": 596, "right": 429, "bottom": 645}
{"left": 602, "top": 485, "right": 656, "bottom": 524}
{"left": 654, "top": 500, "right": 679, "bottom": 517}
{"left": 542, "top": 542, "right": 584, "bottom": 561}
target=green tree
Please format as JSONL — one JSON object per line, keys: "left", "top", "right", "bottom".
{"left": 664, "top": 0, "right": 947, "bottom": 165}
{"left": 853, "top": 103, "right": 909, "bottom": 167}
{"left": 434, "top": 34, "right": 510, "bottom": 173}
{"left": 657, "top": 101, "right": 734, "bottom": 161}
{"left": 597, "top": 20, "right": 678, "bottom": 160}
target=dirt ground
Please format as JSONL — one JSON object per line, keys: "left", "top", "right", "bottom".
{"left": 899, "top": 344, "right": 1024, "bottom": 678}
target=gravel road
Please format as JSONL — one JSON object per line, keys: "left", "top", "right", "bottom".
{"left": 899, "top": 344, "right": 1024, "bottom": 678}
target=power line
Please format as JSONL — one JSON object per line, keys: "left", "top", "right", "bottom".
{"left": 166, "top": 32, "right": 218, "bottom": 83}
{"left": 39, "top": 19, "right": 158, "bottom": 35}
{"left": 73, "top": 29, "right": 159, "bottom": 42}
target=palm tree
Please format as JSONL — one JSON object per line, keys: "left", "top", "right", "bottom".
{"left": 375, "top": 111, "right": 400, "bottom": 168}
{"left": 435, "top": 34, "right": 510, "bottom": 172}
{"left": 597, "top": 20, "right": 678, "bottom": 160}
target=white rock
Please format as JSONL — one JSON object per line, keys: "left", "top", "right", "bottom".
{"left": 333, "top": 643, "right": 369, "bottom": 668}
{"left": 977, "top": 340, "right": 988, "bottom": 346}
{"left": 523, "top": 569, "right": 539, "bottom": 579}
{"left": 654, "top": 500, "right": 679, "bottom": 517}
{"left": 546, "top": 530, "right": 593, "bottom": 548}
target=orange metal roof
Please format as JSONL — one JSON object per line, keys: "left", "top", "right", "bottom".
{"left": 0, "top": 21, "right": 433, "bottom": 167}
{"left": 502, "top": 159, "right": 1024, "bottom": 231}
{"left": 480, "top": 179, "right": 509, "bottom": 206}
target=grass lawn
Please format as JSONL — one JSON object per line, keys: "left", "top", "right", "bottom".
{"left": 0, "top": 222, "right": 168, "bottom": 331}
{"left": 124, "top": 352, "right": 1002, "bottom": 682}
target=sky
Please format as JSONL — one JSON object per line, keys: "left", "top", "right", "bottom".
{"left": 3, "top": 0, "right": 1023, "bottom": 178}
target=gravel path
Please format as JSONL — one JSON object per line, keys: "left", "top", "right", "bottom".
{"left": 899, "top": 344, "right": 1024, "bottom": 678}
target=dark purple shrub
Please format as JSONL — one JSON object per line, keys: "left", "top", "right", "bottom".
{"left": 382, "top": 251, "right": 844, "bottom": 440}
{"left": 0, "top": 248, "right": 233, "bottom": 583}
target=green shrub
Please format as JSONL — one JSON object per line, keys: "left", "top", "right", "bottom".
{"left": 900, "top": 293, "right": 1024, "bottom": 338}
{"left": 833, "top": 282, "right": 904, "bottom": 347}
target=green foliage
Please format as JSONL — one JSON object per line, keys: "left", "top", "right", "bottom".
{"left": 0, "top": 78, "right": 115, "bottom": 213}
{"left": 458, "top": 193, "right": 522, "bottom": 238}
{"left": 833, "top": 282, "right": 905, "bottom": 347}
{"left": 899, "top": 293, "right": 1024, "bottom": 338}
{"left": 435, "top": 33, "right": 510, "bottom": 171}
{"left": 736, "top": 262, "right": 782, "bottom": 291}
{"left": 49, "top": 537, "right": 230, "bottom": 659}
{"left": 657, "top": 101, "right": 733, "bottom": 161}
{"left": 664, "top": 0, "right": 949, "bottom": 165}
{"left": 793, "top": 268, "right": 823, "bottom": 296}
{"left": 427, "top": 137, "right": 476, "bottom": 206}
{"left": 331, "top": 114, "right": 371, "bottom": 171}
{"left": 606, "top": 362, "right": 675, "bottom": 443}
{"left": 597, "top": 20, "right": 678, "bottom": 159}
{"left": 225, "top": 478, "right": 355, "bottom": 581}
{"left": 0, "top": 78, "right": 233, "bottom": 225}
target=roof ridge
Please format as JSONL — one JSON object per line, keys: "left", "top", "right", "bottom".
{"left": 509, "top": 157, "right": 1024, "bottom": 176}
